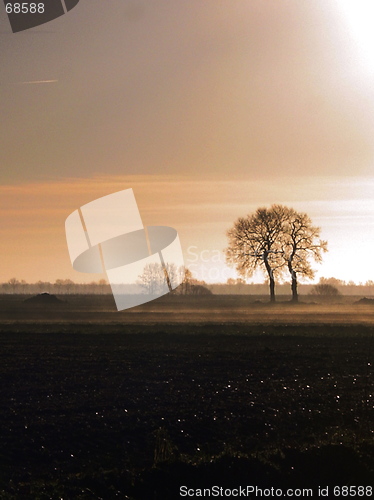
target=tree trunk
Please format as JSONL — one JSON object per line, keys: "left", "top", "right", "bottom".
{"left": 264, "top": 256, "right": 276, "bottom": 302}
{"left": 291, "top": 275, "right": 298, "bottom": 302}
{"left": 269, "top": 276, "right": 276, "bottom": 303}
{"left": 288, "top": 262, "right": 298, "bottom": 303}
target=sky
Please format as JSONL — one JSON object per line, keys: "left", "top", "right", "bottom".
{"left": 1, "top": 0, "right": 374, "bottom": 284}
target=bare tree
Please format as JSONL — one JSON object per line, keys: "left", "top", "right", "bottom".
{"left": 36, "top": 280, "right": 47, "bottom": 294}
{"left": 225, "top": 205, "right": 286, "bottom": 302}
{"left": 62, "top": 279, "right": 75, "bottom": 294}
{"left": 226, "top": 205, "right": 328, "bottom": 302}
{"left": 8, "top": 278, "right": 20, "bottom": 294}
{"left": 137, "top": 263, "right": 169, "bottom": 295}
{"left": 281, "top": 208, "right": 327, "bottom": 302}
{"left": 54, "top": 279, "right": 64, "bottom": 295}
{"left": 178, "top": 266, "right": 193, "bottom": 295}
{"left": 164, "top": 263, "right": 179, "bottom": 290}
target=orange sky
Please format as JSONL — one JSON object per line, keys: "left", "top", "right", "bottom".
{"left": 1, "top": 1, "right": 374, "bottom": 284}
{"left": 1, "top": 174, "right": 374, "bottom": 284}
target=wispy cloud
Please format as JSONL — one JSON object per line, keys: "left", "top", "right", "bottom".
{"left": 15, "top": 79, "right": 58, "bottom": 85}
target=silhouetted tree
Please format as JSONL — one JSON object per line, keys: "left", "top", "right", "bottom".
{"left": 54, "top": 279, "right": 64, "bottom": 294}
{"left": 225, "top": 205, "right": 286, "bottom": 302}
{"left": 179, "top": 267, "right": 193, "bottom": 295}
{"left": 62, "top": 279, "right": 74, "bottom": 294}
{"left": 226, "top": 205, "right": 328, "bottom": 302}
{"left": 20, "top": 280, "right": 27, "bottom": 294}
{"left": 36, "top": 280, "right": 48, "bottom": 294}
{"left": 281, "top": 208, "right": 327, "bottom": 302}
{"left": 8, "top": 278, "right": 20, "bottom": 294}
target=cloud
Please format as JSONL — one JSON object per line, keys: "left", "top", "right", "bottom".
{"left": 15, "top": 80, "right": 58, "bottom": 85}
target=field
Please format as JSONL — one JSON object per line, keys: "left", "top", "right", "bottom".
{"left": 0, "top": 295, "right": 373, "bottom": 499}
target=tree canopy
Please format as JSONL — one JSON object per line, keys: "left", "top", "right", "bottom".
{"left": 226, "top": 205, "right": 286, "bottom": 302}
{"left": 281, "top": 207, "right": 327, "bottom": 302}
{"left": 225, "top": 205, "right": 327, "bottom": 302}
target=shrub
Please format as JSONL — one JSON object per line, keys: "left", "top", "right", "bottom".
{"left": 310, "top": 283, "right": 341, "bottom": 297}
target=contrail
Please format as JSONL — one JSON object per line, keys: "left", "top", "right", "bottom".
{"left": 16, "top": 79, "right": 58, "bottom": 85}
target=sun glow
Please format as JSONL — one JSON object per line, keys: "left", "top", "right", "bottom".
{"left": 336, "top": 0, "right": 374, "bottom": 75}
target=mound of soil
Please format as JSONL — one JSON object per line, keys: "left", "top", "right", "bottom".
{"left": 23, "top": 293, "right": 64, "bottom": 304}
{"left": 354, "top": 297, "right": 374, "bottom": 304}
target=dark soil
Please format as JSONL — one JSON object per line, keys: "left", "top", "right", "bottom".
{"left": 0, "top": 326, "right": 372, "bottom": 499}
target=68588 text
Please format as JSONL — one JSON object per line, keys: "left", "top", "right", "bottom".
{"left": 5, "top": 3, "right": 45, "bottom": 14}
